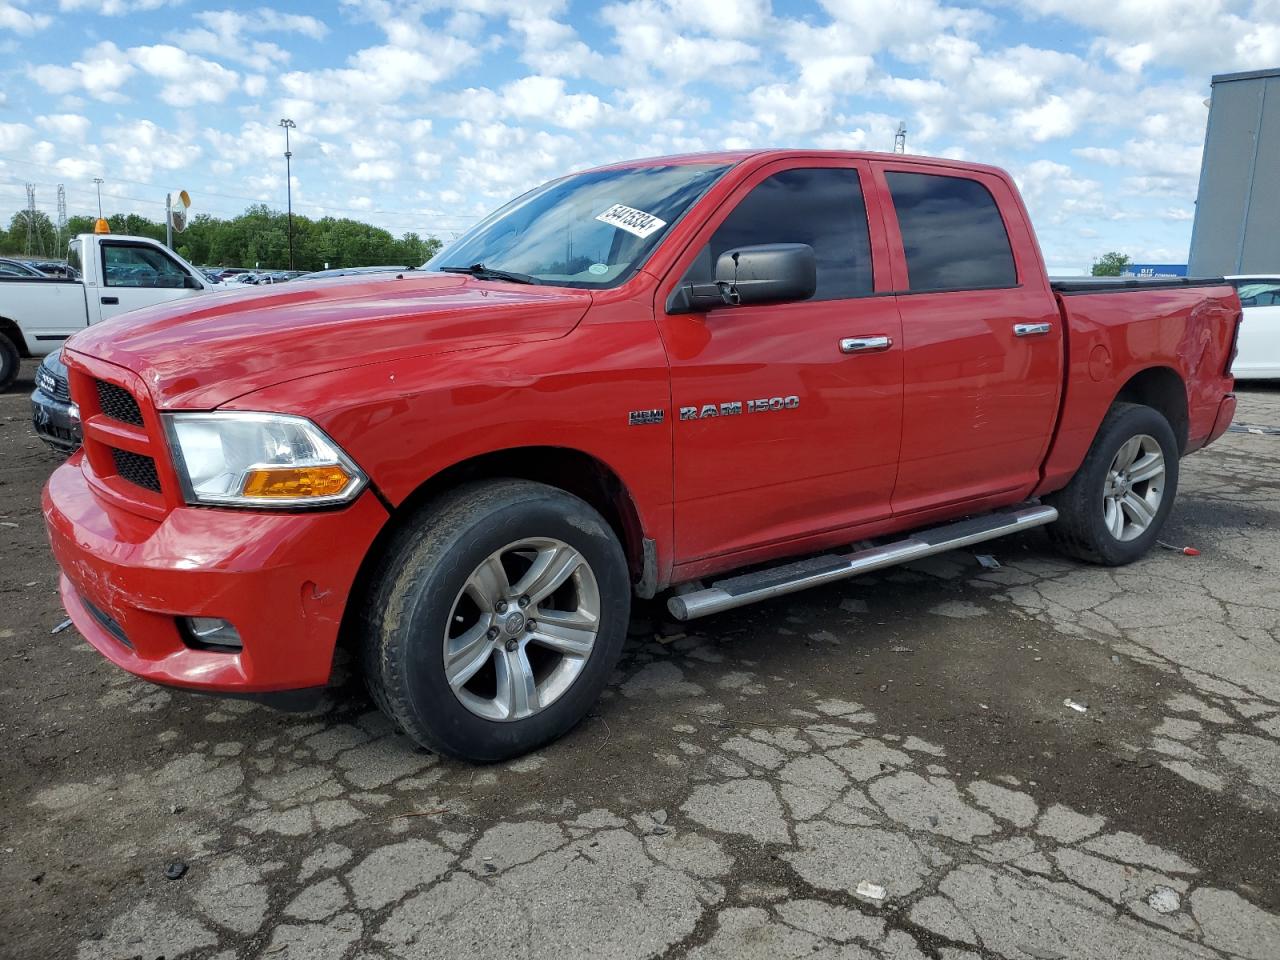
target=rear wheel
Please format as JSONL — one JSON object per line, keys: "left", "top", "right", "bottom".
{"left": 1045, "top": 402, "right": 1179, "bottom": 565}
{"left": 361, "top": 480, "right": 629, "bottom": 762}
{"left": 0, "top": 335, "right": 19, "bottom": 392}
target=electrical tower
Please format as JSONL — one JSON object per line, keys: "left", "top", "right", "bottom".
{"left": 25, "top": 183, "right": 45, "bottom": 256}
{"left": 56, "top": 184, "right": 67, "bottom": 253}
{"left": 894, "top": 122, "right": 907, "bottom": 154}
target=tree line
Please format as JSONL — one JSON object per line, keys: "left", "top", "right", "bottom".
{"left": 2, "top": 205, "right": 442, "bottom": 271}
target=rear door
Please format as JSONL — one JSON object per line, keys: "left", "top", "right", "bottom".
{"left": 655, "top": 158, "right": 904, "bottom": 565}
{"left": 91, "top": 240, "right": 204, "bottom": 324}
{"left": 870, "top": 162, "right": 1063, "bottom": 516}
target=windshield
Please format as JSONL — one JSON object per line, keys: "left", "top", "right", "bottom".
{"left": 426, "top": 163, "right": 730, "bottom": 288}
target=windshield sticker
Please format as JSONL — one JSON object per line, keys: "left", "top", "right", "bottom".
{"left": 588, "top": 263, "right": 609, "bottom": 275}
{"left": 595, "top": 203, "right": 667, "bottom": 239}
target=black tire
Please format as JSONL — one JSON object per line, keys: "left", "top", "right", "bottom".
{"left": 361, "top": 479, "right": 630, "bottom": 762}
{"left": 0, "top": 334, "right": 19, "bottom": 392}
{"left": 1045, "top": 402, "right": 1179, "bottom": 565}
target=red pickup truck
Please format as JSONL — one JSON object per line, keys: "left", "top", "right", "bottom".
{"left": 43, "top": 150, "right": 1239, "bottom": 761}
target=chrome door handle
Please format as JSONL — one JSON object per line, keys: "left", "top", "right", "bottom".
{"left": 840, "top": 335, "right": 893, "bottom": 354}
{"left": 1014, "top": 322, "right": 1053, "bottom": 337}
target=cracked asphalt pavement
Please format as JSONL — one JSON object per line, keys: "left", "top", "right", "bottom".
{"left": 2, "top": 358, "right": 1279, "bottom": 960}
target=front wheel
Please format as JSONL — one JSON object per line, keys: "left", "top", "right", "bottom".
{"left": 1045, "top": 402, "right": 1179, "bottom": 565}
{"left": 361, "top": 480, "right": 630, "bottom": 762}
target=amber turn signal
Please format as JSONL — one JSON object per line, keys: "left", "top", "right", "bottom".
{"left": 240, "top": 466, "right": 352, "bottom": 499}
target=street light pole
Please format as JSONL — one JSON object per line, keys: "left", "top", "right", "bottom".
{"left": 279, "top": 118, "right": 296, "bottom": 271}
{"left": 93, "top": 177, "right": 104, "bottom": 219}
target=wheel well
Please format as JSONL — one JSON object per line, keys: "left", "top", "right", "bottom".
{"left": 335, "top": 447, "right": 648, "bottom": 660}
{"left": 1115, "top": 367, "right": 1188, "bottom": 453}
{"left": 0, "top": 317, "right": 30, "bottom": 357}
{"left": 394, "top": 448, "right": 645, "bottom": 571}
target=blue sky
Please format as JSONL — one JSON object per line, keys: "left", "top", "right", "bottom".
{"left": 1, "top": 0, "right": 1277, "bottom": 269}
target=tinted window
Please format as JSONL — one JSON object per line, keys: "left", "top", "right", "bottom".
{"left": 689, "top": 168, "right": 873, "bottom": 301}
{"left": 887, "top": 172, "right": 1016, "bottom": 291}
{"left": 102, "top": 244, "right": 190, "bottom": 288}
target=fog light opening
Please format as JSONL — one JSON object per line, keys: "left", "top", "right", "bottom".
{"left": 181, "top": 617, "right": 243, "bottom": 651}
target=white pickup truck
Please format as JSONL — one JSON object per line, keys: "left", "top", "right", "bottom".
{"left": 0, "top": 233, "right": 212, "bottom": 390}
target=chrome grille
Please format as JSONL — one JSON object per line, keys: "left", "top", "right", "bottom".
{"left": 37, "top": 366, "right": 71, "bottom": 402}
{"left": 95, "top": 379, "right": 143, "bottom": 426}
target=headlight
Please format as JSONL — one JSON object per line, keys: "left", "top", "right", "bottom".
{"left": 163, "top": 412, "right": 367, "bottom": 508}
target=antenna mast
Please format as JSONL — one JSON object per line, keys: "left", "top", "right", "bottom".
{"left": 894, "top": 122, "right": 907, "bottom": 154}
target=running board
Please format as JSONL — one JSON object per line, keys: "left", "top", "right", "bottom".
{"left": 667, "top": 504, "right": 1058, "bottom": 621}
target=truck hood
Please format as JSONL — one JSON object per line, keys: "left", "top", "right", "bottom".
{"left": 66, "top": 273, "right": 593, "bottom": 409}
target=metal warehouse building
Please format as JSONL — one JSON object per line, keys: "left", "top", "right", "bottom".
{"left": 1188, "top": 67, "right": 1280, "bottom": 276}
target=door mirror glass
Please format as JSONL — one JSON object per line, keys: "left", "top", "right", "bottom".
{"left": 685, "top": 243, "right": 817, "bottom": 310}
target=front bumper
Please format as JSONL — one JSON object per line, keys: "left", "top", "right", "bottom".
{"left": 31, "top": 386, "right": 80, "bottom": 453}
{"left": 43, "top": 452, "right": 388, "bottom": 695}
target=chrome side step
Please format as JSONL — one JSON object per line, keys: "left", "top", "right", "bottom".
{"left": 667, "top": 504, "right": 1058, "bottom": 621}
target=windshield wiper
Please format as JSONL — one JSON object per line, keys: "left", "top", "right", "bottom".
{"left": 438, "top": 263, "right": 540, "bottom": 285}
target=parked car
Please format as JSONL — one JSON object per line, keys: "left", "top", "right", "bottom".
{"left": 0, "top": 233, "right": 212, "bottom": 391}
{"left": 43, "top": 149, "right": 1240, "bottom": 761}
{"left": 296, "top": 266, "right": 410, "bottom": 281}
{"left": 1227, "top": 275, "right": 1280, "bottom": 379}
{"left": 31, "top": 347, "right": 79, "bottom": 453}
{"left": 28, "top": 260, "right": 77, "bottom": 279}
{"left": 0, "top": 257, "right": 48, "bottom": 278}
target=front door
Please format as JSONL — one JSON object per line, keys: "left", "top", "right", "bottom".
{"left": 869, "top": 162, "right": 1064, "bottom": 515}
{"left": 655, "top": 159, "right": 904, "bottom": 566}
{"left": 91, "top": 240, "right": 202, "bottom": 324}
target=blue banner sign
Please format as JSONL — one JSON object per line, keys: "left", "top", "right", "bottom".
{"left": 1123, "top": 264, "right": 1188, "bottom": 278}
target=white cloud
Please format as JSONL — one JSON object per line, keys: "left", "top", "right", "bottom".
{"left": 1011, "top": 0, "right": 1280, "bottom": 74}
{"left": 1011, "top": 94, "right": 1091, "bottom": 143}
{"left": 0, "top": 1, "right": 50, "bottom": 33}
{"left": 36, "top": 113, "right": 91, "bottom": 140}
{"left": 58, "top": 0, "right": 178, "bottom": 13}
{"left": 280, "top": 40, "right": 476, "bottom": 103}
{"left": 103, "top": 119, "right": 202, "bottom": 181}
{"left": 172, "top": 8, "right": 327, "bottom": 72}
{"left": 502, "top": 75, "right": 608, "bottom": 129}
{"left": 28, "top": 41, "right": 136, "bottom": 102}
{"left": 0, "top": 121, "right": 33, "bottom": 151}
{"left": 130, "top": 44, "right": 241, "bottom": 105}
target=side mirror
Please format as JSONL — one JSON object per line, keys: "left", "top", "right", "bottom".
{"left": 183, "top": 273, "right": 202, "bottom": 289}
{"left": 677, "top": 244, "right": 817, "bottom": 312}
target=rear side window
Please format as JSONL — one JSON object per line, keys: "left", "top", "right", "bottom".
{"left": 689, "top": 167, "right": 874, "bottom": 301}
{"left": 886, "top": 172, "right": 1017, "bottom": 292}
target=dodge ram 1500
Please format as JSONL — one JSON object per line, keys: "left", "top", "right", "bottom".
{"left": 43, "top": 150, "right": 1240, "bottom": 761}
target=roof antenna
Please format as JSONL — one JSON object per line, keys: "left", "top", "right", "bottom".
{"left": 894, "top": 122, "right": 907, "bottom": 154}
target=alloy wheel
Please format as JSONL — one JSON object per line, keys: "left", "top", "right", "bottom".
{"left": 443, "top": 537, "right": 600, "bottom": 721}
{"left": 1102, "top": 434, "right": 1165, "bottom": 542}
